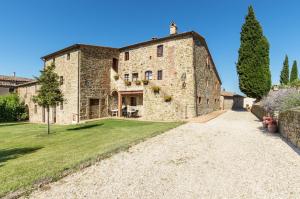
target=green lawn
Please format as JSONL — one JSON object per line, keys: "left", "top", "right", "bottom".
{"left": 0, "top": 119, "right": 182, "bottom": 197}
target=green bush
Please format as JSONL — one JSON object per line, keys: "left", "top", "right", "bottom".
{"left": 280, "top": 92, "right": 300, "bottom": 112}
{"left": 0, "top": 94, "right": 28, "bottom": 122}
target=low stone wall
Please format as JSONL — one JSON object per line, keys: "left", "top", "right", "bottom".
{"left": 279, "top": 108, "right": 300, "bottom": 149}
{"left": 251, "top": 104, "right": 267, "bottom": 120}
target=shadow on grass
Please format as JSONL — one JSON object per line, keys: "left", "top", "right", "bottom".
{"left": 0, "top": 147, "right": 42, "bottom": 166}
{"left": 0, "top": 123, "right": 29, "bottom": 127}
{"left": 67, "top": 123, "right": 104, "bottom": 131}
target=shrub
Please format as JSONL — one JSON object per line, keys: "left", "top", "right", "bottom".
{"left": 0, "top": 94, "right": 28, "bottom": 122}
{"left": 142, "top": 80, "right": 149, "bottom": 85}
{"left": 124, "top": 81, "right": 131, "bottom": 86}
{"left": 135, "top": 80, "right": 141, "bottom": 85}
{"left": 164, "top": 95, "right": 172, "bottom": 102}
{"left": 261, "top": 88, "right": 299, "bottom": 113}
{"left": 280, "top": 92, "right": 300, "bottom": 112}
{"left": 114, "top": 74, "right": 119, "bottom": 80}
{"left": 151, "top": 86, "right": 160, "bottom": 93}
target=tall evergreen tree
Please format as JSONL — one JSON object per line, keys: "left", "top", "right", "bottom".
{"left": 33, "top": 64, "right": 64, "bottom": 134}
{"left": 290, "top": 60, "right": 298, "bottom": 83}
{"left": 280, "top": 55, "right": 289, "bottom": 85}
{"left": 236, "top": 5, "right": 271, "bottom": 99}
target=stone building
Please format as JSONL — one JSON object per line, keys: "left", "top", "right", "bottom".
{"left": 17, "top": 23, "right": 222, "bottom": 124}
{"left": 0, "top": 74, "right": 33, "bottom": 95}
{"left": 220, "top": 91, "right": 244, "bottom": 110}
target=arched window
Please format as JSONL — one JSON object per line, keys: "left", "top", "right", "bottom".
{"left": 145, "top": 71, "right": 152, "bottom": 80}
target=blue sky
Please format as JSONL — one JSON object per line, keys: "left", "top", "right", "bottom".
{"left": 0, "top": 0, "right": 300, "bottom": 94}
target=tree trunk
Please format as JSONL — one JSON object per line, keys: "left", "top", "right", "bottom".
{"left": 47, "top": 106, "right": 50, "bottom": 135}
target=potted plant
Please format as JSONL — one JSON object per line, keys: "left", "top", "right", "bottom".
{"left": 142, "top": 79, "right": 149, "bottom": 85}
{"left": 114, "top": 74, "right": 119, "bottom": 80}
{"left": 268, "top": 120, "right": 278, "bottom": 133}
{"left": 125, "top": 81, "right": 131, "bottom": 86}
{"left": 262, "top": 116, "right": 272, "bottom": 128}
{"left": 164, "top": 95, "right": 172, "bottom": 102}
{"left": 151, "top": 86, "right": 160, "bottom": 94}
{"left": 135, "top": 80, "right": 141, "bottom": 85}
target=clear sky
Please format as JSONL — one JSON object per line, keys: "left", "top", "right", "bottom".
{"left": 0, "top": 0, "right": 300, "bottom": 94}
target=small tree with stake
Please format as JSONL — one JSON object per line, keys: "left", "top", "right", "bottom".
{"left": 33, "top": 64, "right": 63, "bottom": 134}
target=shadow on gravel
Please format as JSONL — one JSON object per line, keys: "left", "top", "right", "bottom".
{"left": 257, "top": 126, "right": 300, "bottom": 156}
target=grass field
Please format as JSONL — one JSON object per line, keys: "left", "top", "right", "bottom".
{"left": 0, "top": 119, "right": 182, "bottom": 197}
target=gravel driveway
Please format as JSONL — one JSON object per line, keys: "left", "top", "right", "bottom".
{"left": 28, "top": 111, "right": 300, "bottom": 199}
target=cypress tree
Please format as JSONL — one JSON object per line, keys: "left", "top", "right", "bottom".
{"left": 280, "top": 55, "right": 289, "bottom": 85}
{"left": 236, "top": 5, "right": 271, "bottom": 99}
{"left": 290, "top": 60, "right": 298, "bottom": 83}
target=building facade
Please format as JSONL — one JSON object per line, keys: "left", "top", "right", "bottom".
{"left": 17, "top": 24, "right": 222, "bottom": 124}
{"left": 0, "top": 74, "right": 33, "bottom": 95}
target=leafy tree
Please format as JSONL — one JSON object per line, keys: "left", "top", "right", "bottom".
{"left": 290, "top": 60, "right": 298, "bottom": 83}
{"left": 280, "top": 55, "right": 289, "bottom": 85}
{"left": 33, "top": 64, "right": 63, "bottom": 134}
{"left": 236, "top": 5, "right": 271, "bottom": 99}
{"left": 0, "top": 94, "right": 28, "bottom": 122}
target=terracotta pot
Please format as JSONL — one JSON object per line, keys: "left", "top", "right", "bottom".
{"left": 268, "top": 123, "right": 278, "bottom": 133}
{"left": 262, "top": 120, "right": 268, "bottom": 128}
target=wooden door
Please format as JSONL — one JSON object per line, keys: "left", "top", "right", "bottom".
{"left": 89, "top": 99, "right": 100, "bottom": 119}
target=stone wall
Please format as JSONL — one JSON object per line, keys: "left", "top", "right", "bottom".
{"left": 117, "top": 36, "right": 196, "bottom": 121}
{"left": 251, "top": 104, "right": 267, "bottom": 120}
{"left": 79, "top": 46, "right": 119, "bottom": 120}
{"left": 279, "top": 108, "right": 300, "bottom": 149}
{"left": 194, "top": 38, "right": 221, "bottom": 115}
{"left": 17, "top": 83, "right": 44, "bottom": 123}
{"left": 44, "top": 50, "right": 80, "bottom": 124}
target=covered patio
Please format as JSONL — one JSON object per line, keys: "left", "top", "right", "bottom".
{"left": 110, "top": 90, "right": 144, "bottom": 117}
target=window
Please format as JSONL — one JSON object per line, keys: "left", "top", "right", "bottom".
{"left": 198, "top": 97, "right": 202, "bottom": 104}
{"left": 207, "top": 99, "right": 209, "bottom": 105}
{"left": 130, "top": 97, "right": 137, "bottom": 106}
{"left": 157, "top": 45, "right": 163, "bottom": 57}
{"left": 132, "top": 73, "right": 138, "bottom": 81}
{"left": 145, "top": 71, "right": 152, "bottom": 80}
{"left": 157, "top": 70, "right": 163, "bottom": 80}
{"left": 125, "top": 52, "right": 129, "bottom": 61}
{"left": 34, "top": 105, "right": 37, "bottom": 114}
{"left": 124, "top": 74, "right": 129, "bottom": 81}
{"left": 112, "top": 58, "right": 118, "bottom": 72}
{"left": 53, "top": 58, "right": 55, "bottom": 64}
{"left": 215, "top": 99, "right": 217, "bottom": 103}
{"left": 90, "top": 99, "right": 100, "bottom": 106}
{"left": 67, "top": 53, "right": 70, "bottom": 60}
{"left": 60, "top": 102, "right": 63, "bottom": 110}
{"left": 59, "top": 76, "right": 64, "bottom": 85}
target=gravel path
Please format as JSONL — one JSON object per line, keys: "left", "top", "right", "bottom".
{"left": 28, "top": 111, "right": 300, "bottom": 199}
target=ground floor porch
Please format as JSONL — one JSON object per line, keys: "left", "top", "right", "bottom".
{"left": 110, "top": 90, "right": 144, "bottom": 118}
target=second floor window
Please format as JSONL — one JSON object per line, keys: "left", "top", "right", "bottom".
{"left": 125, "top": 52, "right": 129, "bottom": 61}
{"left": 145, "top": 71, "right": 152, "bottom": 80}
{"left": 67, "top": 53, "right": 70, "bottom": 60}
{"left": 132, "top": 73, "right": 138, "bottom": 81}
{"left": 157, "top": 45, "right": 163, "bottom": 57}
{"left": 124, "top": 74, "right": 129, "bottom": 81}
{"left": 157, "top": 70, "right": 163, "bottom": 80}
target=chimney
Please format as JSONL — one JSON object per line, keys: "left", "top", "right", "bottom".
{"left": 170, "top": 22, "right": 177, "bottom": 35}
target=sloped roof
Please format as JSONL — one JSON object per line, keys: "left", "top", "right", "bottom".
{"left": 0, "top": 75, "right": 34, "bottom": 88}
{"left": 221, "top": 91, "right": 244, "bottom": 98}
